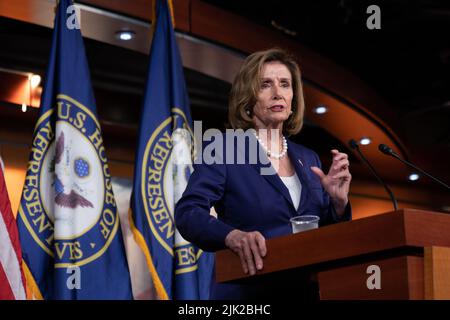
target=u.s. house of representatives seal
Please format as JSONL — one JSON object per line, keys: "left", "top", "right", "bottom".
{"left": 142, "top": 108, "right": 204, "bottom": 273}
{"left": 19, "top": 94, "right": 119, "bottom": 268}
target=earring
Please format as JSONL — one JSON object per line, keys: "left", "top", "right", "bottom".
{"left": 245, "top": 109, "right": 251, "bottom": 116}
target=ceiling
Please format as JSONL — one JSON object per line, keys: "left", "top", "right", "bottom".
{"left": 0, "top": 0, "right": 448, "bottom": 205}
{"left": 204, "top": 0, "right": 450, "bottom": 176}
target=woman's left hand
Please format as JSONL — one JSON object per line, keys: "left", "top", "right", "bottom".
{"left": 310, "top": 149, "right": 351, "bottom": 215}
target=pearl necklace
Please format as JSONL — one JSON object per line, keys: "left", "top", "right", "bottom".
{"left": 255, "top": 133, "right": 288, "bottom": 159}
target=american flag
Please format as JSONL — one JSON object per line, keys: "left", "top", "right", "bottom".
{"left": 0, "top": 157, "right": 26, "bottom": 300}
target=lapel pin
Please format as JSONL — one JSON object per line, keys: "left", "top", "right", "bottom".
{"left": 298, "top": 159, "right": 304, "bottom": 167}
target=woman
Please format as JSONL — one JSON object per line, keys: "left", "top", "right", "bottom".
{"left": 175, "top": 48, "right": 352, "bottom": 299}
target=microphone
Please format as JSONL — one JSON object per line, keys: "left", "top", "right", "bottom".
{"left": 379, "top": 144, "right": 450, "bottom": 190}
{"left": 349, "top": 139, "right": 398, "bottom": 210}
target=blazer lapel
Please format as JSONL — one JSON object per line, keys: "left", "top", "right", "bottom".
{"left": 247, "top": 135, "right": 295, "bottom": 208}
{"left": 287, "top": 139, "right": 313, "bottom": 213}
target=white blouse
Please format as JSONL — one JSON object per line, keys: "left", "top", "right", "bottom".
{"left": 279, "top": 173, "right": 302, "bottom": 210}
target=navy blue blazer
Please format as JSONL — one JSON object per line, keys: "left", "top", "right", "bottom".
{"left": 175, "top": 133, "right": 351, "bottom": 250}
{"left": 175, "top": 133, "right": 351, "bottom": 299}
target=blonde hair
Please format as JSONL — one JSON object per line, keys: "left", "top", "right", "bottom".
{"left": 228, "top": 48, "right": 305, "bottom": 136}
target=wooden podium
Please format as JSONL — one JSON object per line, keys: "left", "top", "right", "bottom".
{"left": 215, "top": 209, "right": 450, "bottom": 299}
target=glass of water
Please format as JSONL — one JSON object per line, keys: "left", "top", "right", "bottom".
{"left": 290, "top": 215, "right": 320, "bottom": 233}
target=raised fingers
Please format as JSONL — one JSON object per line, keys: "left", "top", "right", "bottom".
{"left": 333, "top": 159, "right": 350, "bottom": 170}
{"left": 329, "top": 159, "right": 349, "bottom": 176}
{"left": 331, "top": 149, "right": 349, "bottom": 162}
{"left": 332, "top": 170, "right": 352, "bottom": 180}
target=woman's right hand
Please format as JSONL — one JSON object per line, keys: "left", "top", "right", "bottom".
{"left": 224, "top": 229, "right": 267, "bottom": 276}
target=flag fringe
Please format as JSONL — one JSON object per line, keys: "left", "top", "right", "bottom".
{"left": 128, "top": 208, "right": 169, "bottom": 300}
{"left": 151, "top": 0, "right": 175, "bottom": 35}
{"left": 22, "top": 261, "right": 43, "bottom": 300}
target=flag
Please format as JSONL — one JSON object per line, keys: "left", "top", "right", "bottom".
{"left": 129, "top": 0, "right": 214, "bottom": 300}
{"left": 0, "top": 159, "right": 26, "bottom": 300}
{"left": 16, "top": 0, "right": 132, "bottom": 299}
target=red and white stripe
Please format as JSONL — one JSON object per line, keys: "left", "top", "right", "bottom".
{"left": 0, "top": 160, "right": 26, "bottom": 300}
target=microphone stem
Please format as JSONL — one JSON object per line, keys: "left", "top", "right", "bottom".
{"left": 390, "top": 154, "right": 450, "bottom": 190}
{"left": 356, "top": 148, "right": 399, "bottom": 210}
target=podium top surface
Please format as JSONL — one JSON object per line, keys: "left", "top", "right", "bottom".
{"left": 215, "top": 209, "right": 450, "bottom": 282}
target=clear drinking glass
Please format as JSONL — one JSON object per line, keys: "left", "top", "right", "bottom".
{"left": 290, "top": 215, "right": 320, "bottom": 233}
